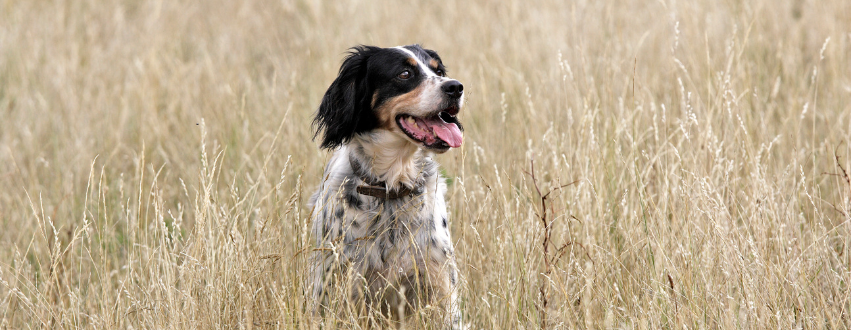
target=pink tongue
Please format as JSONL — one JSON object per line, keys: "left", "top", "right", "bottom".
{"left": 420, "top": 117, "right": 463, "bottom": 148}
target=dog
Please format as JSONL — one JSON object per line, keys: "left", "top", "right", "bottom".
{"left": 308, "top": 44, "right": 464, "bottom": 328}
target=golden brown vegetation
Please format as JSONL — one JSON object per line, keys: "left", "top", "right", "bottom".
{"left": 1, "top": 0, "right": 851, "bottom": 328}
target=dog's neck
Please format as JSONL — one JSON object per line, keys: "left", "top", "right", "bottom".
{"left": 348, "top": 132, "right": 426, "bottom": 190}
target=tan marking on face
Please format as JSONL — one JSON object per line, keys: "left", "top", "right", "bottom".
{"left": 374, "top": 84, "right": 426, "bottom": 129}
{"left": 406, "top": 57, "right": 417, "bottom": 66}
{"left": 371, "top": 92, "right": 378, "bottom": 108}
{"left": 429, "top": 59, "right": 438, "bottom": 69}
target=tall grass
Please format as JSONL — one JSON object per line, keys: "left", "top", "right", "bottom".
{"left": 1, "top": 0, "right": 850, "bottom": 328}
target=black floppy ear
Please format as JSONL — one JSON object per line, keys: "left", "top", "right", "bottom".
{"left": 313, "top": 45, "right": 380, "bottom": 150}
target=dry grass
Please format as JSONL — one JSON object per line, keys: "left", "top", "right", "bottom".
{"left": 2, "top": 0, "right": 851, "bottom": 328}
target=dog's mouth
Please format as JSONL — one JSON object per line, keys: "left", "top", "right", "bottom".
{"left": 396, "top": 107, "right": 463, "bottom": 151}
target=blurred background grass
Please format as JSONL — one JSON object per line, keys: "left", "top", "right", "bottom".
{"left": 1, "top": 0, "right": 850, "bottom": 328}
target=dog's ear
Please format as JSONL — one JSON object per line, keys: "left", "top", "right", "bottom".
{"left": 313, "top": 45, "right": 380, "bottom": 150}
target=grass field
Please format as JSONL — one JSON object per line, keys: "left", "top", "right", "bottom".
{"left": 2, "top": 0, "right": 851, "bottom": 328}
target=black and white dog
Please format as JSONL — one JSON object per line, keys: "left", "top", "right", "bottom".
{"left": 309, "top": 45, "right": 464, "bottom": 327}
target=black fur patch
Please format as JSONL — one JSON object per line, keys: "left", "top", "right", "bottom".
{"left": 344, "top": 192, "right": 362, "bottom": 210}
{"left": 343, "top": 177, "right": 363, "bottom": 210}
{"left": 313, "top": 46, "right": 381, "bottom": 149}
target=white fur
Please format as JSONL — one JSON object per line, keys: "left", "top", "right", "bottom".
{"left": 394, "top": 46, "right": 438, "bottom": 77}
{"left": 354, "top": 131, "right": 422, "bottom": 189}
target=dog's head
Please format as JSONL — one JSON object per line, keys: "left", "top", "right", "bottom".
{"left": 313, "top": 45, "right": 464, "bottom": 153}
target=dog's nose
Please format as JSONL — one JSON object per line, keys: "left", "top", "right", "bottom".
{"left": 441, "top": 80, "right": 464, "bottom": 98}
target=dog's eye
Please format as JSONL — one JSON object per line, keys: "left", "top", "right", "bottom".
{"left": 398, "top": 70, "right": 411, "bottom": 80}
{"left": 435, "top": 69, "right": 445, "bottom": 77}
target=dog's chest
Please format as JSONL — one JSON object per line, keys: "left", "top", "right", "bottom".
{"left": 309, "top": 147, "right": 456, "bottom": 284}
{"left": 338, "top": 181, "right": 453, "bottom": 272}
